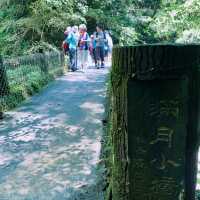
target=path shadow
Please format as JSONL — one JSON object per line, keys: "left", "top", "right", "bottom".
{"left": 0, "top": 67, "right": 109, "bottom": 199}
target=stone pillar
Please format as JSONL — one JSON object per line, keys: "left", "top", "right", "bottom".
{"left": 111, "top": 44, "right": 200, "bottom": 200}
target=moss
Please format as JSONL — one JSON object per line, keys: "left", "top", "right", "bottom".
{"left": 101, "top": 72, "right": 114, "bottom": 200}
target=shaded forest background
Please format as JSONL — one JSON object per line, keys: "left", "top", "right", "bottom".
{"left": 0, "top": 0, "right": 200, "bottom": 57}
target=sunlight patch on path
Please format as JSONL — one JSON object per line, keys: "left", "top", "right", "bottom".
{"left": 80, "top": 102, "right": 105, "bottom": 114}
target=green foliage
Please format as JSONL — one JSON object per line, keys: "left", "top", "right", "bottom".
{"left": 196, "top": 190, "right": 200, "bottom": 199}
{"left": 1, "top": 51, "right": 64, "bottom": 111}
{"left": 0, "top": 0, "right": 200, "bottom": 56}
{"left": 1, "top": 65, "right": 50, "bottom": 110}
{"left": 119, "top": 27, "right": 141, "bottom": 45}
{"left": 149, "top": 0, "right": 200, "bottom": 43}
{"left": 0, "top": 0, "right": 85, "bottom": 56}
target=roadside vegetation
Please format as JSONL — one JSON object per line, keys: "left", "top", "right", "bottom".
{"left": 0, "top": 0, "right": 199, "bottom": 57}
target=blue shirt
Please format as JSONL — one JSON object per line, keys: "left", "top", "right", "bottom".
{"left": 66, "top": 32, "right": 77, "bottom": 50}
{"left": 92, "top": 39, "right": 96, "bottom": 48}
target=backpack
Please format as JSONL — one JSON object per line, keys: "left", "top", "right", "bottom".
{"left": 96, "top": 31, "right": 106, "bottom": 39}
{"left": 96, "top": 32, "right": 108, "bottom": 46}
{"left": 62, "top": 41, "right": 69, "bottom": 53}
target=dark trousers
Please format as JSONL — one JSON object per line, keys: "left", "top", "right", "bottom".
{"left": 95, "top": 46, "right": 104, "bottom": 64}
{"left": 92, "top": 48, "right": 97, "bottom": 62}
{"left": 69, "top": 48, "right": 76, "bottom": 71}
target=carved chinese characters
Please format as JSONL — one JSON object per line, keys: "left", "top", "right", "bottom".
{"left": 128, "top": 79, "right": 188, "bottom": 200}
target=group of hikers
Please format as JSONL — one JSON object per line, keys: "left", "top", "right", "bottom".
{"left": 62, "top": 24, "right": 113, "bottom": 72}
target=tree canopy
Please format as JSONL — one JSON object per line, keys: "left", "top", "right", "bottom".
{"left": 0, "top": 0, "right": 200, "bottom": 56}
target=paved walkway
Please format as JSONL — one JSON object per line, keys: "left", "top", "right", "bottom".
{"left": 0, "top": 67, "right": 109, "bottom": 200}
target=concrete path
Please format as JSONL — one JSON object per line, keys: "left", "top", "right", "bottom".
{"left": 0, "top": 66, "right": 109, "bottom": 200}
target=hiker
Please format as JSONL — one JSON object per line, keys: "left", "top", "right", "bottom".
{"left": 89, "top": 35, "right": 96, "bottom": 65}
{"left": 72, "top": 25, "right": 79, "bottom": 69}
{"left": 62, "top": 30, "right": 69, "bottom": 55}
{"left": 73, "top": 25, "right": 79, "bottom": 43}
{"left": 65, "top": 26, "right": 78, "bottom": 72}
{"left": 104, "top": 31, "right": 109, "bottom": 60}
{"left": 94, "top": 24, "right": 106, "bottom": 68}
{"left": 106, "top": 31, "right": 113, "bottom": 61}
{"left": 78, "top": 24, "right": 89, "bottom": 70}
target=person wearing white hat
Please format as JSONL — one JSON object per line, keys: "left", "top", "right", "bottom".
{"left": 65, "top": 26, "right": 78, "bottom": 71}
{"left": 72, "top": 25, "right": 80, "bottom": 69}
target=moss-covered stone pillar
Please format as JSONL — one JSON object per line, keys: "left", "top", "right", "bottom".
{"left": 111, "top": 44, "right": 200, "bottom": 200}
